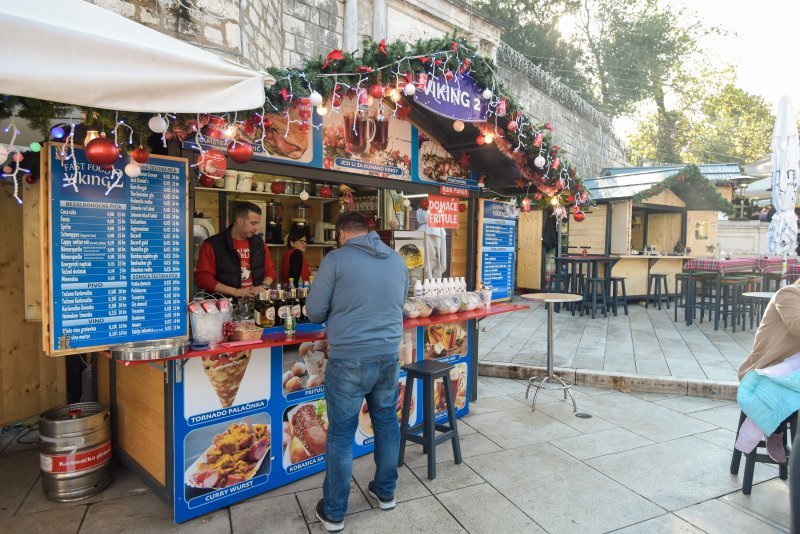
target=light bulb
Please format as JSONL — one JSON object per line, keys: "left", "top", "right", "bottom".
{"left": 222, "top": 125, "right": 237, "bottom": 140}
{"left": 316, "top": 104, "right": 329, "bottom": 116}
{"left": 84, "top": 129, "right": 100, "bottom": 145}
{"left": 483, "top": 133, "right": 495, "bottom": 144}
{"left": 390, "top": 89, "right": 401, "bottom": 103}
{"left": 453, "top": 120, "right": 465, "bottom": 132}
{"left": 550, "top": 196, "right": 559, "bottom": 205}
{"left": 367, "top": 95, "right": 375, "bottom": 106}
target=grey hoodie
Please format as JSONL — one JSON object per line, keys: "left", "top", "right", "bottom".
{"left": 306, "top": 231, "right": 408, "bottom": 359}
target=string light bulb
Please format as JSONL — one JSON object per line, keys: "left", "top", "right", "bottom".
{"left": 550, "top": 196, "right": 560, "bottom": 205}
{"left": 389, "top": 88, "right": 401, "bottom": 103}
{"left": 316, "top": 103, "right": 329, "bottom": 116}
{"left": 453, "top": 120, "right": 465, "bottom": 132}
{"left": 483, "top": 132, "right": 495, "bottom": 144}
{"left": 222, "top": 124, "right": 237, "bottom": 140}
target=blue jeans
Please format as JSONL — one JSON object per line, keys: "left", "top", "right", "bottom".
{"left": 322, "top": 353, "right": 400, "bottom": 521}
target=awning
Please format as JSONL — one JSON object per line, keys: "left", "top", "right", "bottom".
{"left": 0, "top": 0, "right": 275, "bottom": 113}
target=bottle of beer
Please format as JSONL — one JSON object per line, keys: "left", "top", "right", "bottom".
{"left": 298, "top": 285, "right": 308, "bottom": 323}
{"left": 284, "top": 311, "right": 296, "bottom": 337}
{"left": 272, "top": 289, "right": 285, "bottom": 327}
{"left": 289, "top": 288, "right": 302, "bottom": 322}
{"left": 277, "top": 289, "right": 291, "bottom": 326}
{"left": 262, "top": 290, "right": 276, "bottom": 328}
{"left": 253, "top": 293, "right": 263, "bottom": 327}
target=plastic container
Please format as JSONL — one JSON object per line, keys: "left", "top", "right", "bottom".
{"left": 224, "top": 170, "right": 238, "bottom": 191}
{"left": 237, "top": 172, "right": 254, "bottom": 192}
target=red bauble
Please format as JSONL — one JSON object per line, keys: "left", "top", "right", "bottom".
{"left": 444, "top": 70, "right": 454, "bottom": 81}
{"left": 370, "top": 84, "right": 385, "bottom": 99}
{"left": 534, "top": 193, "right": 543, "bottom": 201}
{"left": 419, "top": 199, "right": 429, "bottom": 210}
{"left": 131, "top": 146, "right": 150, "bottom": 164}
{"left": 263, "top": 117, "right": 273, "bottom": 128}
{"left": 567, "top": 195, "right": 575, "bottom": 203}
{"left": 25, "top": 174, "right": 37, "bottom": 184}
{"left": 85, "top": 136, "right": 120, "bottom": 167}
{"left": 476, "top": 135, "right": 485, "bottom": 146}
{"left": 271, "top": 181, "right": 286, "bottom": 194}
{"left": 507, "top": 121, "right": 518, "bottom": 132}
{"left": 227, "top": 140, "right": 254, "bottom": 164}
{"left": 320, "top": 184, "right": 333, "bottom": 197}
{"left": 199, "top": 175, "right": 215, "bottom": 187}
{"left": 573, "top": 210, "right": 586, "bottom": 222}
{"left": 458, "top": 203, "right": 467, "bottom": 213}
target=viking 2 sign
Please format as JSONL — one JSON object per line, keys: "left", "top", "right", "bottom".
{"left": 413, "top": 75, "right": 488, "bottom": 123}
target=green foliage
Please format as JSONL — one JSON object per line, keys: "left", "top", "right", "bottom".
{"left": 631, "top": 165, "right": 734, "bottom": 214}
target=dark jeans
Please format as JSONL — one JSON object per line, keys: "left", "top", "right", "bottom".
{"left": 322, "top": 353, "right": 401, "bottom": 521}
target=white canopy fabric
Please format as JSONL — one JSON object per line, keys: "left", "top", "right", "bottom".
{"left": 0, "top": 0, "right": 274, "bottom": 113}
{"left": 743, "top": 154, "right": 772, "bottom": 178}
{"left": 767, "top": 96, "right": 800, "bottom": 256}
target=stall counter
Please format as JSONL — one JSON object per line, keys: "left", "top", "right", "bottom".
{"left": 98, "top": 303, "right": 526, "bottom": 523}
{"left": 611, "top": 255, "right": 693, "bottom": 297}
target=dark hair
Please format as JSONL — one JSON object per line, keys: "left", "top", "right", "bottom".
{"left": 287, "top": 227, "right": 307, "bottom": 246}
{"left": 335, "top": 211, "right": 368, "bottom": 233}
{"left": 232, "top": 201, "right": 261, "bottom": 222}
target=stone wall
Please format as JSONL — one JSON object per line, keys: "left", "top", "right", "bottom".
{"left": 85, "top": 0, "right": 629, "bottom": 177}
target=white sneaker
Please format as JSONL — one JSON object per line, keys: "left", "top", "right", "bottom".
{"left": 368, "top": 481, "right": 396, "bottom": 510}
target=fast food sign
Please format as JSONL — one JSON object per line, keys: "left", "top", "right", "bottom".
{"left": 413, "top": 75, "right": 488, "bottom": 122}
{"left": 426, "top": 195, "right": 460, "bottom": 228}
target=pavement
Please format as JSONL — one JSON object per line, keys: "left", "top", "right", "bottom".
{"left": 478, "top": 297, "right": 755, "bottom": 386}
{"left": 0, "top": 376, "right": 790, "bottom": 533}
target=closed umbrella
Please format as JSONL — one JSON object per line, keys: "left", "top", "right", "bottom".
{"left": 767, "top": 96, "right": 799, "bottom": 256}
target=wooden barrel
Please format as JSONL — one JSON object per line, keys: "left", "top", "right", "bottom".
{"left": 39, "top": 402, "right": 112, "bottom": 502}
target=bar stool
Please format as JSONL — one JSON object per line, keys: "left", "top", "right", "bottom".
{"left": 763, "top": 271, "right": 785, "bottom": 292}
{"left": 606, "top": 276, "right": 628, "bottom": 316}
{"left": 730, "top": 410, "right": 798, "bottom": 494}
{"left": 398, "top": 360, "right": 462, "bottom": 480}
{"left": 646, "top": 274, "right": 670, "bottom": 310}
{"left": 581, "top": 277, "right": 608, "bottom": 319}
{"left": 719, "top": 276, "right": 748, "bottom": 332}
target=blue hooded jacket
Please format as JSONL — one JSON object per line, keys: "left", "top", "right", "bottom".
{"left": 306, "top": 231, "right": 408, "bottom": 359}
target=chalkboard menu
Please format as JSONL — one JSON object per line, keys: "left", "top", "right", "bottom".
{"left": 478, "top": 199, "right": 517, "bottom": 301}
{"left": 46, "top": 144, "right": 189, "bottom": 354}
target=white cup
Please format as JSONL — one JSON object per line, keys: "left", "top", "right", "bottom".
{"left": 254, "top": 182, "right": 265, "bottom": 192}
{"left": 224, "top": 170, "right": 238, "bottom": 191}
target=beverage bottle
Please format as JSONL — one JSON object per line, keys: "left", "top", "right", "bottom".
{"left": 262, "top": 291, "right": 276, "bottom": 328}
{"left": 273, "top": 289, "right": 286, "bottom": 327}
{"left": 447, "top": 278, "right": 456, "bottom": 294}
{"left": 422, "top": 279, "right": 431, "bottom": 297}
{"left": 459, "top": 277, "right": 467, "bottom": 292}
{"left": 253, "top": 293, "right": 263, "bottom": 326}
{"left": 289, "top": 288, "right": 302, "bottom": 322}
{"left": 436, "top": 278, "right": 443, "bottom": 295}
{"left": 414, "top": 280, "right": 423, "bottom": 297}
{"left": 284, "top": 312, "right": 296, "bottom": 337}
{"left": 299, "top": 287, "right": 308, "bottom": 323}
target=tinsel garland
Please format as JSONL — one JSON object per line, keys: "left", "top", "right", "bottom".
{"left": 631, "top": 165, "right": 734, "bottom": 214}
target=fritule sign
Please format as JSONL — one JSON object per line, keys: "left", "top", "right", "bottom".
{"left": 426, "top": 195, "right": 460, "bottom": 228}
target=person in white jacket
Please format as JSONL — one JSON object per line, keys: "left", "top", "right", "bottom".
{"left": 416, "top": 209, "right": 447, "bottom": 279}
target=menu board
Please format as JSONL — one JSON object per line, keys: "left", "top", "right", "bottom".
{"left": 46, "top": 144, "right": 189, "bottom": 354}
{"left": 478, "top": 199, "right": 517, "bottom": 301}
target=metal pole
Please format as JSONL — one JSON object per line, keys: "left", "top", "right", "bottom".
{"left": 547, "top": 302, "right": 554, "bottom": 378}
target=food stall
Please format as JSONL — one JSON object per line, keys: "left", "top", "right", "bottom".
{"left": 20, "top": 32, "right": 599, "bottom": 523}
{"left": 576, "top": 166, "right": 733, "bottom": 297}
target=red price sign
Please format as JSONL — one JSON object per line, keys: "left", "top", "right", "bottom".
{"left": 439, "top": 185, "right": 469, "bottom": 197}
{"left": 427, "top": 195, "right": 460, "bottom": 228}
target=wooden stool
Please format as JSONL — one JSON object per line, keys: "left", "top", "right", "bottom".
{"left": 398, "top": 360, "right": 462, "bottom": 480}
{"left": 730, "top": 410, "right": 798, "bottom": 494}
{"left": 646, "top": 274, "right": 670, "bottom": 310}
{"left": 607, "top": 276, "right": 628, "bottom": 316}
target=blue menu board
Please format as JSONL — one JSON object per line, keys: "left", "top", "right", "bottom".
{"left": 48, "top": 144, "right": 189, "bottom": 353}
{"left": 479, "top": 200, "right": 517, "bottom": 301}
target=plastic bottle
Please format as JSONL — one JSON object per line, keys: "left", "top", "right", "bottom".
{"left": 459, "top": 277, "right": 467, "bottom": 292}
{"left": 422, "top": 279, "right": 431, "bottom": 297}
{"left": 414, "top": 279, "right": 423, "bottom": 297}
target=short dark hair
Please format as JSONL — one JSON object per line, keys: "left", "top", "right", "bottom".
{"left": 287, "top": 227, "right": 307, "bottom": 245}
{"left": 232, "top": 201, "right": 261, "bottom": 222}
{"left": 335, "top": 211, "right": 368, "bottom": 233}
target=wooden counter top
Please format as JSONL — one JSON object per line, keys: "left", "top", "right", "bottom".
{"left": 614, "top": 255, "right": 694, "bottom": 259}
{"left": 106, "top": 302, "right": 528, "bottom": 365}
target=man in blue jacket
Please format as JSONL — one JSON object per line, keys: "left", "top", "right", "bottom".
{"left": 306, "top": 211, "right": 408, "bottom": 532}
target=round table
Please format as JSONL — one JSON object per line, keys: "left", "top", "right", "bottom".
{"left": 743, "top": 291, "right": 775, "bottom": 327}
{"left": 521, "top": 293, "right": 584, "bottom": 412}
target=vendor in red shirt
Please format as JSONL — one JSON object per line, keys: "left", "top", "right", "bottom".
{"left": 281, "top": 227, "right": 312, "bottom": 287}
{"left": 195, "top": 201, "right": 276, "bottom": 298}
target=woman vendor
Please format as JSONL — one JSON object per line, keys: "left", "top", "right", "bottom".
{"left": 281, "top": 228, "right": 312, "bottom": 287}
{"left": 735, "top": 280, "right": 800, "bottom": 464}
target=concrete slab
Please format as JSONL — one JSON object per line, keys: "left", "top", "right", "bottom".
{"left": 466, "top": 394, "right": 528, "bottom": 416}
{"left": 693, "top": 428, "right": 738, "bottom": 450}
{"left": 0, "top": 450, "right": 41, "bottom": 518}
{"left": 411, "top": 461, "right": 485, "bottom": 494}
{"left": 688, "top": 403, "right": 743, "bottom": 431}
{"left": 674, "top": 499, "right": 784, "bottom": 533}
{"left": 463, "top": 407, "right": 580, "bottom": 449}
{"left": 79, "top": 491, "right": 230, "bottom": 533}
{"left": 586, "top": 436, "right": 777, "bottom": 511}
{"left": 399, "top": 431, "right": 502, "bottom": 469}
{"left": 465, "top": 445, "right": 664, "bottom": 533}
{"left": 437, "top": 483, "right": 546, "bottom": 533}
{"left": 296, "top": 480, "right": 370, "bottom": 523}
{"left": 549, "top": 427, "right": 654, "bottom": 460}
{"left": 719, "top": 478, "right": 791, "bottom": 531}
{"left": 612, "top": 513, "right": 705, "bottom": 533}
{"left": 230, "top": 493, "right": 307, "bottom": 534}
{"left": 0, "top": 505, "right": 86, "bottom": 534}
{"left": 351, "top": 457, "right": 430, "bottom": 504}
{"left": 654, "top": 396, "right": 736, "bottom": 414}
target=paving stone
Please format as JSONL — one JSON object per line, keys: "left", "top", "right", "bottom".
{"left": 411, "top": 460, "right": 484, "bottom": 494}
{"left": 466, "top": 394, "right": 528, "bottom": 416}
{"left": 437, "top": 483, "right": 545, "bottom": 533}
{"left": 693, "top": 428, "right": 738, "bottom": 449}
{"left": 0, "top": 505, "right": 86, "bottom": 534}
{"left": 463, "top": 407, "right": 580, "bottom": 449}
{"left": 674, "top": 498, "right": 784, "bottom": 533}
{"left": 628, "top": 391, "right": 683, "bottom": 401}
{"left": 80, "top": 491, "right": 230, "bottom": 533}
{"left": 549, "top": 427, "right": 654, "bottom": 460}
{"left": 0, "top": 450, "right": 41, "bottom": 518}
{"left": 351, "top": 457, "right": 430, "bottom": 504}
{"left": 230, "top": 493, "right": 307, "bottom": 533}
{"left": 688, "top": 403, "right": 742, "bottom": 431}
{"left": 532, "top": 399, "right": 617, "bottom": 433}
{"left": 719, "top": 478, "right": 791, "bottom": 530}
{"left": 246, "top": 469, "right": 325, "bottom": 501}
{"left": 465, "top": 445, "right": 664, "bottom": 533}
{"left": 654, "top": 395, "right": 735, "bottom": 414}
{"left": 587, "top": 436, "right": 778, "bottom": 511}
{"left": 613, "top": 513, "right": 705, "bottom": 533}
{"left": 400, "top": 431, "right": 502, "bottom": 468}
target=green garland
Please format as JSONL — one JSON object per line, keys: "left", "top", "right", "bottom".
{"left": 631, "top": 165, "right": 734, "bottom": 214}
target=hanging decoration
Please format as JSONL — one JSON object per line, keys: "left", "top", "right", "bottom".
{"left": 124, "top": 162, "right": 142, "bottom": 178}
{"left": 85, "top": 134, "right": 120, "bottom": 169}
{"left": 0, "top": 122, "right": 30, "bottom": 204}
{"left": 131, "top": 146, "right": 150, "bottom": 164}
{"left": 227, "top": 140, "right": 254, "bottom": 164}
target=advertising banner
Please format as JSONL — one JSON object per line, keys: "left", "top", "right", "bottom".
{"left": 412, "top": 75, "right": 488, "bottom": 123}
{"left": 426, "top": 195, "right": 460, "bottom": 229}
{"left": 478, "top": 200, "right": 517, "bottom": 301}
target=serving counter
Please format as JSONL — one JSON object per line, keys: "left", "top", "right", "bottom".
{"left": 97, "top": 303, "right": 526, "bottom": 523}
{"left": 610, "top": 255, "right": 694, "bottom": 297}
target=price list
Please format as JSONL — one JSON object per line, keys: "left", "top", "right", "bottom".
{"left": 479, "top": 200, "right": 516, "bottom": 301}
{"left": 49, "top": 146, "right": 188, "bottom": 352}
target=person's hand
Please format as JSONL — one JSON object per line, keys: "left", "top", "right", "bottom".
{"left": 263, "top": 277, "right": 274, "bottom": 287}
{"left": 238, "top": 286, "right": 261, "bottom": 298}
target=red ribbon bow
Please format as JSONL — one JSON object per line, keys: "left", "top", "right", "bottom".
{"left": 378, "top": 39, "right": 388, "bottom": 55}
{"left": 419, "top": 56, "right": 430, "bottom": 64}
{"left": 356, "top": 65, "right": 373, "bottom": 73}
{"left": 321, "top": 49, "right": 344, "bottom": 70}
{"left": 279, "top": 87, "right": 292, "bottom": 102}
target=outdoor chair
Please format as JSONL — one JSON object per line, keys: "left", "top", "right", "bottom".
{"left": 731, "top": 410, "right": 798, "bottom": 495}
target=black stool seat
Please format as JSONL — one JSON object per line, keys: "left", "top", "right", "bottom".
{"left": 398, "top": 360, "right": 462, "bottom": 480}
{"left": 731, "top": 410, "right": 798, "bottom": 494}
{"left": 607, "top": 276, "right": 628, "bottom": 316}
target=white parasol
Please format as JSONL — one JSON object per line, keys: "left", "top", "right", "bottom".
{"left": 0, "top": 0, "right": 274, "bottom": 113}
{"left": 767, "top": 96, "right": 799, "bottom": 256}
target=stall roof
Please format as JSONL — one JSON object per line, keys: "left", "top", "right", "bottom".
{"left": 600, "top": 163, "right": 744, "bottom": 182}
{"left": 583, "top": 165, "right": 735, "bottom": 212}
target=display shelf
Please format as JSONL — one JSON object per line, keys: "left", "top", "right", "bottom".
{"left": 195, "top": 187, "right": 339, "bottom": 204}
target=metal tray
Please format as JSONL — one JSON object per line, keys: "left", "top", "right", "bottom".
{"left": 109, "top": 338, "right": 190, "bottom": 361}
